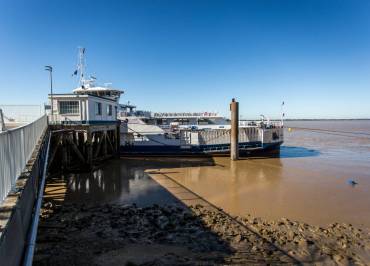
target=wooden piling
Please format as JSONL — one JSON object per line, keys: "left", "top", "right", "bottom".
{"left": 48, "top": 122, "right": 120, "bottom": 171}
{"left": 230, "top": 98, "right": 239, "bottom": 160}
{"left": 61, "top": 134, "right": 68, "bottom": 170}
{"left": 87, "top": 130, "right": 93, "bottom": 167}
{"left": 103, "top": 131, "right": 108, "bottom": 157}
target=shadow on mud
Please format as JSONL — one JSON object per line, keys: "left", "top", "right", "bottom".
{"left": 35, "top": 157, "right": 304, "bottom": 265}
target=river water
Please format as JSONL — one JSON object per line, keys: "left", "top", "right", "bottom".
{"left": 59, "top": 120, "right": 370, "bottom": 228}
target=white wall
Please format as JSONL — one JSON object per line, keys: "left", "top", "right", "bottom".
{"left": 88, "top": 98, "right": 118, "bottom": 121}
{"left": 50, "top": 96, "right": 83, "bottom": 122}
{"left": 50, "top": 94, "right": 118, "bottom": 123}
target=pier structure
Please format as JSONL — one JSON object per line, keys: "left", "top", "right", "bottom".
{"left": 46, "top": 91, "right": 121, "bottom": 170}
{"left": 48, "top": 122, "right": 120, "bottom": 170}
{"left": 0, "top": 87, "right": 122, "bottom": 265}
{"left": 0, "top": 119, "right": 120, "bottom": 266}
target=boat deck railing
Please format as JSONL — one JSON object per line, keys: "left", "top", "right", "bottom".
{"left": 153, "top": 112, "right": 219, "bottom": 118}
{"left": 118, "top": 111, "right": 152, "bottom": 118}
{"left": 179, "top": 127, "right": 264, "bottom": 146}
{"left": 239, "top": 120, "right": 284, "bottom": 128}
{"left": 48, "top": 115, "right": 120, "bottom": 126}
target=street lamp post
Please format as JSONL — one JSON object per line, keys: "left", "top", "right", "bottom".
{"left": 45, "top": 66, "right": 53, "bottom": 121}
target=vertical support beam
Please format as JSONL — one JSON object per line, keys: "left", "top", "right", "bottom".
{"left": 116, "top": 121, "right": 120, "bottom": 155}
{"left": 103, "top": 131, "right": 108, "bottom": 157}
{"left": 87, "top": 130, "right": 93, "bottom": 167}
{"left": 48, "top": 133, "right": 61, "bottom": 169}
{"left": 78, "top": 132, "right": 83, "bottom": 150}
{"left": 94, "top": 132, "right": 103, "bottom": 158}
{"left": 61, "top": 133, "right": 68, "bottom": 170}
{"left": 230, "top": 98, "right": 239, "bottom": 160}
{"left": 67, "top": 134, "right": 86, "bottom": 163}
{"left": 82, "top": 131, "right": 87, "bottom": 156}
{"left": 106, "top": 130, "right": 115, "bottom": 154}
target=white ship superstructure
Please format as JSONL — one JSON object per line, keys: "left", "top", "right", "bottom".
{"left": 49, "top": 48, "right": 123, "bottom": 124}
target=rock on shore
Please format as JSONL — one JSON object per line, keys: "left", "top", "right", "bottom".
{"left": 34, "top": 202, "right": 370, "bottom": 265}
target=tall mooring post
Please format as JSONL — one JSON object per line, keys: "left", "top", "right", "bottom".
{"left": 230, "top": 98, "right": 239, "bottom": 160}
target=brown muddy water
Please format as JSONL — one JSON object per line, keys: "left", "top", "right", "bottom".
{"left": 54, "top": 120, "right": 370, "bottom": 228}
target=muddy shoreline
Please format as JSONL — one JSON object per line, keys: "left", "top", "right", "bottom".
{"left": 34, "top": 201, "right": 370, "bottom": 265}
{"left": 34, "top": 155, "right": 370, "bottom": 265}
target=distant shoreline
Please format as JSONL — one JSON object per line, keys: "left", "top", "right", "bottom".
{"left": 240, "top": 118, "right": 370, "bottom": 121}
{"left": 285, "top": 118, "right": 370, "bottom": 121}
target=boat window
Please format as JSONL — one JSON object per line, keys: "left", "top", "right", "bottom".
{"left": 59, "top": 101, "right": 79, "bottom": 115}
{"left": 198, "top": 118, "right": 215, "bottom": 125}
{"left": 157, "top": 119, "right": 167, "bottom": 125}
{"left": 107, "top": 105, "right": 113, "bottom": 116}
{"left": 144, "top": 119, "right": 155, "bottom": 125}
{"left": 95, "top": 102, "right": 102, "bottom": 115}
{"left": 173, "top": 118, "right": 189, "bottom": 125}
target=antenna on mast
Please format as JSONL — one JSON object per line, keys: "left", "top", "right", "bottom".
{"left": 72, "top": 47, "right": 86, "bottom": 87}
{"left": 78, "top": 47, "right": 86, "bottom": 87}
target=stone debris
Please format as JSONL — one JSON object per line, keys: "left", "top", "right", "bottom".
{"left": 34, "top": 201, "right": 370, "bottom": 265}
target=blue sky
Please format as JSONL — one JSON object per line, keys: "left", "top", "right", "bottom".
{"left": 1, "top": 0, "right": 370, "bottom": 119}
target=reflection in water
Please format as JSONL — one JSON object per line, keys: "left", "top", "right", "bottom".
{"left": 65, "top": 160, "right": 150, "bottom": 204}
{"left": 61, "top": 157, "right": 217, "bottom": 206}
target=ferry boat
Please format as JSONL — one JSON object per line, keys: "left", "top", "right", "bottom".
{"left": 59, "top": 48, "right": 284, "bottom": 156}
{"left": 118, "top": 103, "right": 284, "bottom": 156}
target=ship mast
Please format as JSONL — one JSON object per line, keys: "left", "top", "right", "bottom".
{"left": 77, "top": 47, "right": 86, "bottom": 87}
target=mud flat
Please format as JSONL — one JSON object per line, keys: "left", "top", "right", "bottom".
{"left": 34, "top": 155, "right": 370, "bottom": 265}
{"left": 34, "top": 201, "right": 370, "bottom": 265}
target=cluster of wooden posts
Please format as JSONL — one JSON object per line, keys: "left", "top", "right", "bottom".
{"left": 48, "top": 123, "right": 120, "bottom": 171}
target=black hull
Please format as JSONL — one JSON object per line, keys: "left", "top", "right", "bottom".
{"left": 120, "top": 141, "right": 283, "bottom": 157}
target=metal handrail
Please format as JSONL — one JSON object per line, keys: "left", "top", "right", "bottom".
{"left": 0, "top": 115, "right": 48, "bottom": 202}
{"left": 23, "top": 132, "right": 51, "bottom": 266}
